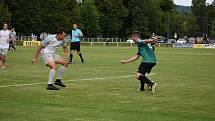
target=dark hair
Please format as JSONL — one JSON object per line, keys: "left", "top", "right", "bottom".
{"left": 132, "top": 31, "right": 141, "bottom": 35}
{"left": 2, "top": 22, "right": 8, "bottom": 27}
{"left": 56, "top": 27, "right": 67, "bottom": 35}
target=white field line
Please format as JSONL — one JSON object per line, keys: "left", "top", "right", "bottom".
{"left": 0, "top": 73, "right": 155, "bottom": 88}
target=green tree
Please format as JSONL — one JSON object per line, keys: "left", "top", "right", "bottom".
{"left": 207, "top": 1, "right": 215, "bottom": 38}
{"left": 128, "top": 0, "right": 149, "bottom": 35}
{"left": 0, "top": 0, "right": 11, "bottom": 24}
{"left": 11, "top": 0, "right": 78, "bottom": 35}
{"left": 192, "top": 0, "right": 207, "bottom": 35}
{"left": 159, "top": 0, "right": 174, "bottom": 12}
{"left": 169, "top": 10, "right": 186, "bottom": 38}
{"left": 210, "top": 19, "right": 215, "bottom": 38}
{"left": 159, "top": 0, "right": 175, "bottom": 38}
{"left": 79, "top": 0, "right": 101, "bottom": 37}
{"left": 95, "top": 0, "right": 128, "bottom": 37}
{"left": 184, "top": 13, "right": 199, "bottom": 37}
{"left": 206, "top": 2, "right": 215, "bottom": 38}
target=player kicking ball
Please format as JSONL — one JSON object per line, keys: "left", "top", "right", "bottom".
{"left": 32, "top": 27, "right": 69, "bottom": 90}
{"left": 120, "top": 31, "right": 157, "bottom": 95}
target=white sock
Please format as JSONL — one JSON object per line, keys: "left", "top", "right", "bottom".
{"left": 57, "top": 66, "right": 66, "bottom": 80}
{"left": 48, "top": 69, "right": 56, "bottom": 84}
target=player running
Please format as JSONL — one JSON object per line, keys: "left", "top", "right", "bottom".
{"left": 0, "top": 23, "right": 10, "bottom": 69}
{"left": 32, "top": 27, "right": 69, "bottom": 90}
{"left": 120, "top": 31, "right": 157, "bottom": 95}
{"left": 9, "top": 28, "right": 17, "bottom": 51}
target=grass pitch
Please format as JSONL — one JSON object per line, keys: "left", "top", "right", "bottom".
{"left": 0, "top": 46, "right": 215, "bottom": 121}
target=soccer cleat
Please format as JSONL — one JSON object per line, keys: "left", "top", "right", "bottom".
{"left": 140, "top": 88, "right": 145, "bottom": 91}
{"left": 81, "top": 60, "right": 84, "bottom": 64}
{"left": 47, "top": 84, "right": 59, "bottom": 90}
{"left": 54, "top": 79, "right": 66, "bottom": 87}
{"left": 1, "top": 65, "right": 6, "bottom": 69}
{"left": 147, "top": 84, "right": 152, "bottom": 91}
{"left": 148, "top": 81, "right": 155, "bottom": 91}
{"left": 151, "top": 82, "right": 157, "bottom": 95}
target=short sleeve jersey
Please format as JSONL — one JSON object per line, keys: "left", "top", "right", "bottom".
{"left": 0, "top": 30, "right": 10, "bottom": 49}
{"left": 42, "top": 35, "right": 66, "bottom": 54}
{"left": 71, "top": 29, "right": 82, "bottom": 42}
{"left": 137, "top": 40, "right": 156, "bottom": 63}
{"left": 10, "top": 31, "right": 16, "bottom": 38}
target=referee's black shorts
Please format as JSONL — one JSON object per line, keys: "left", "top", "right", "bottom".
{"left": 70, "top": 42, "right": 80, "bottom": 51}
{"left": 137, "top": 62, "right": 156, "bottom": 75}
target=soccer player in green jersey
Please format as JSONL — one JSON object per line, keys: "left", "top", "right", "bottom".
{"left": 121, "top": 31, "right": 157, "bottom": 95}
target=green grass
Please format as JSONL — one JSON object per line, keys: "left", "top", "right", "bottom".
{"left": 0, "top": 46, "right": 215, "bottom": 121}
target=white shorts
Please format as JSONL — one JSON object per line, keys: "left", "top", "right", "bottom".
{"left": 41, "top": 52, "right": 61, "bottom": 65}
{"left": 0, "top": 48, "right": 8, "bottom": 56}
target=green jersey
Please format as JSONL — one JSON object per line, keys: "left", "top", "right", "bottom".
{"left": 137, "top": 40, "right": 156, "bottom": 63}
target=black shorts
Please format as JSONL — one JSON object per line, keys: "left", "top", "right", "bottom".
{"left": 137, "top": 62, "right": 156, "bottom": 75}
{"left": 70, "top": 42, "right": 80, "bottom": 51}
{"left": 9, "top": 41, "right": 13, "bottom": 44}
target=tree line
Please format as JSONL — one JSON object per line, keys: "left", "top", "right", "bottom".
{"left": 0, "top": 0, "right": 215, "bottom": 39}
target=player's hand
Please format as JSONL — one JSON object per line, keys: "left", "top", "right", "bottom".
{"left": 75, "top": 35, "right": 79, "bottom": 38}
{"left": 120, "top": 60, "right": 127, "bottom": 64}
{"left": 32, "top": 57, "right": 37, "bottom": 64}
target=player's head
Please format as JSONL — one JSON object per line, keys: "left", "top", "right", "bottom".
{"left": 2, "top": 23, "right": 8, "bottom": 30}
{"left": 131, "top": 31, "right": 141, "bottom": 42}
{"left": 56, "top": 27, "right": 67, "bottom": 40}
{"left": 11, "top": 28, "right": 15, "bottom": 31}
{"left": 73, "top": 24, "right": 78, "bottom": 30}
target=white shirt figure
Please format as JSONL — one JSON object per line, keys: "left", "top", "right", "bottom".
{"left": 41, "top": 35, "right": 66, "bottom": 54}
{"left": 10, "top": 30, "right": 16, "bottom": 40}
{"left": 0, "top": 29, "right": 10, "bottom": 49}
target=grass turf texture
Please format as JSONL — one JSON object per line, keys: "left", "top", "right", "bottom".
{"left": 0, "top": 46, "right": 215, "bottom": 121}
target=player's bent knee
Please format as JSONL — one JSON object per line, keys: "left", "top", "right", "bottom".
{"left": 63, "top": 62, "right": 69, "bottom": 67}
{"left": 47, "top": 62, "right": 57, "bottom": 70}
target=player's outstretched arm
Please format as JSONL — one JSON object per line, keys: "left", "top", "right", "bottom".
{"left": 144, "top": 36, "right": 158, "bottom": 44}
{"left": 32, "top": 45, "right": 44, "bottom": 64}
{"left": 120, "top": 55, "right": 140, "bottom": 64}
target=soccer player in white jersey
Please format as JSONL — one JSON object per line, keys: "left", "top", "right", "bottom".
{"left": 0, "top": 23, "right": 10, "bottom": 69}
{"left": 32, "top": 27, "right": 69, "bottom": 90}
{"left": 9, "top": 28, "right": 17, "bottom": 51}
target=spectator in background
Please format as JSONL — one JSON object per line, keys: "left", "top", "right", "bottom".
{"left": 150, "top": 33, "right": 156, "bottom": 51}
{"left": 106, "top": 38, "right": 109, "bottom": 46}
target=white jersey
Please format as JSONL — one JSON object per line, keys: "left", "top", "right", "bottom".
{"left": 41, "top": 35, "right": 66, "bottom": 54}
{"left": 0, "top": 30, "right": 10, "bottom": 49}
{"left": 10, "top": 31, "right": 16, "bottom": 39}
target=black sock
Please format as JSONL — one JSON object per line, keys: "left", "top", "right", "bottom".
{"left": 140, "top": 80, "right": 145, "bottom": 90}
{"left": 69, "top": 54, "right": 73, "bottom": 62}
{"left": 11, "top": 45, "right": 16, "bottom": 50}
{"left": 138, "top": 75, "right": 153, "bottom": 86}
{"left": 79, "top": 53, "right": 84, "bottom": 63}
{"left": 138, "top": 76, "right": 145, "bottom": 90}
